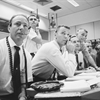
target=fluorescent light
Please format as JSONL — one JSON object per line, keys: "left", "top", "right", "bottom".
{"left": 2, "top": 0, "right": 20, "bottom": 6}
{"left": 67, "top": 0, "right": 79, "bottom": 7}
{"left": 20, "top": 5, "right": 34, "bottom": 11}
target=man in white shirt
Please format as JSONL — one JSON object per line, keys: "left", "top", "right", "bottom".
{"left": 0, "top": 14, "right": 33, "bottom": 100}
{"left": 76, "top": 28, "right": 100, "bottom": 71}
{"left": 32, "top": 25, "right": 77, "bottom": 82}
{"left": 70, "top": 28, "right": 100, "bottom": 71}
{"left": 70, "top": 36, "right": 85, "bottom": 70}
{"left": 24, "top": 14, "right": 42, "bottom": 58}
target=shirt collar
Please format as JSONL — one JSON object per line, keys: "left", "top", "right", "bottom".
{"left": 52, "top": 40, "right": 61, "bottom": 50}
{"left": 30, "top": 28, "right": 35, "bottom": 32}
{"left": 8, "top": 36, "right": 22, "bottom": 49}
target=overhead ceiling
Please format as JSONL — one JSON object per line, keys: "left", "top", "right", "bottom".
{"left": 2, "top": 0, "right": 100, "bottom": 18}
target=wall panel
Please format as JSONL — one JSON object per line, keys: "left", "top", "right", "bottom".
{"left": 94, "top": 20, "right": 100, "bottom": 39}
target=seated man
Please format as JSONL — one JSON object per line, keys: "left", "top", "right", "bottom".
{"left": 86, "top": 42, "right": 97, "bottom": 63}
{"left": 70, "top": 36, "right": 84, "bottom": 70}
{"left": 70, "top": 28, "right": 100, "bottom": 71}
{"left": 31, "top": 25, "right": 77, "bottom": 82}
{"left": 96, "top": 44, "right": 100, "bottom": 67}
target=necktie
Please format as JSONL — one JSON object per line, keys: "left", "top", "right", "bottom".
{"left": 60, "top": 48, "right": 62, "bottom": 54}
{"left": 84, "top": 57, "right": 89, "bottom": 68}
{"left": 76, "top": 53, "right": 80, "bottom": 70}
{"left": 76, "top": 53, "right": 83, "bottom": 70}
{"left": 13, "top": 46, "right": 21, "bottom": 99}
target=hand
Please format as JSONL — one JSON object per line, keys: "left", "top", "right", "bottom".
{"left": 80, "top": 42, "right": 87, "bottom": 51}
{"left": 95, "top": 67, "right": 100, "bottom": 71}
{"left": 66, "top": 41, "right": 75, "bottom": 54}
{"left": 85, "top": 66, "right": 96, "bottom": 73}
{"left": 78, "top": 38, "right": 86, "bottom": 43}
{"left": 19, "top": 96, "right": 26, "bottom": 100}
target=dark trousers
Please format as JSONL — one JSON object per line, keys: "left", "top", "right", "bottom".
{"left": 33, "top": 74, "right": 46, "bottom": 82}
{"left": 0, "top": 93, "right": 17, "bottom": 100}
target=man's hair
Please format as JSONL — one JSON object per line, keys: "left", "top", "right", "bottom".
{"left": 9, "top": 14, "right": 28, "bottom": 26}
{"left": 76, "top": 28, "right": 88, "bottom": 34}
{"left": 69, "top": 35, "right": 76, "bottom": 41}
{"left": 28, "top": 14, "right": 39, "bottom": 28}
{"left": 55, "top": 25, "right": 70, "bottom": 33}
{"left": 28, "top": 14, "right": 36, "bottom": 21}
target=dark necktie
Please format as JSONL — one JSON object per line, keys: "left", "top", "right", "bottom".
{"left": 13, "top": 46, "right": 21, "bottom": 99}
{"left": 76, "top": 53, "right": 83, "bottom": 70}
{"left": 76, "top": 53, "right": 79, "bottom": 70}
{"left": 60, "top": 49, "right": 62, "bottom": 54}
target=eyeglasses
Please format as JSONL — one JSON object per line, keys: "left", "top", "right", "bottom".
{"left": 29, "top": 18, "right": 37, "bottom": 21}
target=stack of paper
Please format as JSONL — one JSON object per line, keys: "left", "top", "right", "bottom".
{"left": 87, "top": 77, "right": 100, "bottom": 86}
{"left": 78, "top": 72, "right": 100, "bottom": 77}
{"left": 60, "top": 76, "right": 100, "bottom": 93}
{"left": 66, "top": 75, "right": 96, "bottom": 81}
{"left": 60, "top": 80, "right": 91, "bottom": 92}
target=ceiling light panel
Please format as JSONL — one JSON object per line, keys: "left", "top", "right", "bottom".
{"left": 67, "top": 0, "right": 79, "bottom": 7}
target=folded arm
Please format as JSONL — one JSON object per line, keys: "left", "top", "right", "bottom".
{"left": 46, "top": 50, "right": 77, "bottom": 77}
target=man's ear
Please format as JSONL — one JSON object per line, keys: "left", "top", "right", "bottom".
{"left": 7, "top": 25, "right": 11, "bottom": 33}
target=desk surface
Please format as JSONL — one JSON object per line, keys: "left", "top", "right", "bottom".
{"left": 35, "top": 91, "right": 81, "bottom": 98}
{"left": 26, "top": 87, "right": 100, "bottom": 99}
{"left": 27, "top": 72, "right": 100, "bottom": 99}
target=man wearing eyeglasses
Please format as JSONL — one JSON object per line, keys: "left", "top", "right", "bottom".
{"left": 24, "top": 14, "right": 42, "bottom": 58}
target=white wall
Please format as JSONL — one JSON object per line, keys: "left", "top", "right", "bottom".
{"left": 69, "top": 21, "right": 100, "bottom": 40}
{"left": 94, "top": 21, "right": 100, "bottom": 39}
{"left": 1, "top": 1, "right": 100, "bottom": 41}
{"left": 56, "top": 6, "right": 100, "bottom": 40}
{"left": 0, "top": 32, "right": 9, "bottom": 39}
{"left": 0, "top": 1, "right": 49, "bottom": 30}
{"left": 58, "top": 6, "right": 100, "bottom": 27}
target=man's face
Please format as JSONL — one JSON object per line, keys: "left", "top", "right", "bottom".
{"left": 96, "top": 45, "right": 100, "bottom": 52}
{"left": 86, "top": 43, "right": 92, "bottom": 53}
{"left": 77, "top": 30, "right": 87, "bottom": 42}
{"left": 8, "top": 15, "right": 29, "bottom": 43}
{"left": 56, "top": 27, "right": 70, "bottom": 47}
{"left": 71, "top": 37, "right": 80, "bottom": 51}
{"left": 29, "top": 16, "right": 39, "bottom": 27}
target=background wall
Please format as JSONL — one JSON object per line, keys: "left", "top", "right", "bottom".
{"left": 49, "top": 20, "right": 100, "bottom": 41}
{"left": 0, "top": 1, "right": 100, "bottom": 41}
{"left": 58, "top": 6, "right": 100, "bottom": 27}
{"left": 0, "top": 32, "right": 9, "bottom": 39}
{"left": 56, "top": 6, "right": 100, "bottom": 41}
{"left": 0, "top": 1, "right": 49, "bottom": 42}
{"left": 69, "top": 20, "right": 100, "bottom": 40}
{"left": 0, "top": 1, "right": 49, "bottom": 30}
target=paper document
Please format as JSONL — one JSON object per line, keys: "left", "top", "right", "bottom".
{"left": 66, "top": 75, "right": 96, "bottom": 81}
{"left": 87, "top": 77, "right": 100, "bottom": 86}
{"left": 78, "top": 72, "right": 100, "bottom": 77}
{"left": 60, "top": 80, "right": 91, "bottom": 92}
